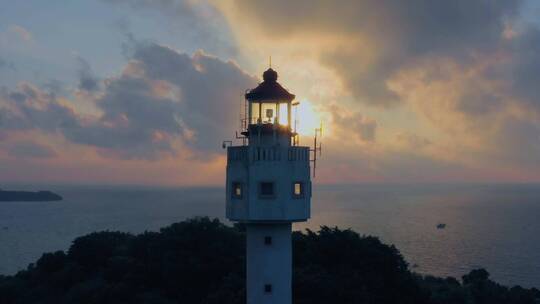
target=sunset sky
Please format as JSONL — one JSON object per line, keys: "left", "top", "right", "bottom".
{"left": 1, "top": 0, "right": 540, "bottom": 186}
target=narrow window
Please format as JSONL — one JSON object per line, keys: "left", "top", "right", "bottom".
{"left": 264, "top": 284, "right": 272, "bottom": 293}
{"left": 259, "top": 182, "right": 275, "bottom": 199}
{"left": 264, "top": 236, "right": 272, "bottom": 245}
{"left": 292, "top": 182, "right": 304, "bottom": 199}
{"left": 251, "top": 102, "right": 261, "bottom": 124}
{"left": 231, "top": 182, "right": 242, "bottom": 199}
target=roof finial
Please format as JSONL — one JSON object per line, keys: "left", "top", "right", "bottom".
{"left": 269, "top": 56, "right": 272, "bottom": 69}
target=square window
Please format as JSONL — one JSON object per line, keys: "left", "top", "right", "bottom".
{"left": 264, "top": 236, "right": 272, "bottom": 245}
{"left": 259, "top": 182, "right": 275, "bottom": 198}
{"left": 293, "top": 182, "right": 304, "bottom": 198}
{"left": 264, "top": 284, "right": 272, "bottom": 293}
{"left": 231, "top": 182, "right": 242, "bottom": 199}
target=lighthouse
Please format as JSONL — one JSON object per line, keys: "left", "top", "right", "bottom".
{"left": 225, "top": 68, "right": 312, "bottom": 304}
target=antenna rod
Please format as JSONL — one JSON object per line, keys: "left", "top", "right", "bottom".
{"left": 313, "top": 129, "right": 317, "bottom": 177}
{"left": 311, "top": 123, "right": 323, "bottom": 178}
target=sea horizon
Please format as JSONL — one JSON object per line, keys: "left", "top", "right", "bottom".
{"left": 1, "top": 182, "right": 539, "bottom": 288}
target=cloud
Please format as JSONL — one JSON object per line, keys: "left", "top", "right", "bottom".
{"left": 7, "top": 25, "right": 33, "bottom": 42}
{"left": 6, "top": 141, "right": 56, "bottom": 159}
{"left": 103, "top": 0, "right": 238, "bottom": 56}
{"left": 64, "top": 76, "right": 183, "bottom": 159}
{"left": 395, "top": 132, "right": 432, "bottom": 150}
{"left": 230, "top": 0, "right": 522, "bottom": 107}
{"left": 318, "top": 134, "right": 471, "bottom": 183}
{"left": 2, "top": 1, "right": 539, "bottom": 183}
{"left": 0, "top": 43, "right": 257, "bottom": 159}
{"left": 503, "top": 27, "right": 540, "bottom": 112}
{"left": 329, "top": 104, "right": 377, "bottom": 142}
{"left": 1, "top": 83, "right": 70, "bottom": 131}
{"left": 388, "top": 48, "right": 540, "bottom": 168}
{"left": 42, "top": 79, "right": 64, "bottom": 95}
{"left": 223, "top": 0, "right": 540, "bottom": 178}
{"left": 128, "top": 43, "right": 256, "bottom": 150}
{"left": 76, "top": 57, "right": 100, "bottom": 92}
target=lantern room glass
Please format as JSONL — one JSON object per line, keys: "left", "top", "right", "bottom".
{"left": 249, "top": 101, "right": 291, "bottom": 126}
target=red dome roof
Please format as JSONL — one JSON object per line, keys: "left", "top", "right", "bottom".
{"left": 245, "top": 68, "right": 295, "bottom": 102}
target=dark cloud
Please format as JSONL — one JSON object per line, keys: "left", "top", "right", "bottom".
{"left": 0, "top": 83, "right": 80, "bottom": 133}
{"left": 76, "top": 57, "right": 100, "bottom": 92}
{"left": 235, "top": 0, "right": 519, "bottom": 47}
{"left": 0, "top": 43, "right": 256, "bottom": 159}
{"left": 6, "top": 141, "right": 56, "bottom": 159}
{"left": 63, "top": 76, "right": 182, "bottom": 159}
{"left": 503, "top": 27, "right": 540, "bottom": 112}
{"left": 330, "top": 105, "right": 377, "bottom": 142}
{"left": 234, "top": 0, "right": 522, "bottom": 107}
{"left": 232, "top": 0, "right": 540, "bottom": 171}
{"left": 395, "top": 133, "right": 432, "bottom": 149}
{"left": 130, "top": 43, "right": 256, "bottom": 151}
{"left": 454, "top": 85, "right": 503, "bottom": 116}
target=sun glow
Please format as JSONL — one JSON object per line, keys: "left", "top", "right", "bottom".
{"left": 294, "top": 99, "right": 321, "bottom": 136}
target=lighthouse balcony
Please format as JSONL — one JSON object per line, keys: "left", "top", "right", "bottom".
{"left": 227, "top": 146, "right": 309, "bottom": 164}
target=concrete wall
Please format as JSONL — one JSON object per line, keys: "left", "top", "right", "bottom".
{"left": 246, "top": 223, "right": 292, "bottom": 304}
{"left": 226, "top": 126, "right": 309, "bottom": 304}
{"left": 226, "top": 145, "right": 311, "bottom": 222}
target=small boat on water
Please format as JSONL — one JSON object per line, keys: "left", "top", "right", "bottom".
{"left": 436, "top": 223, "right": 446, "bottom": 229}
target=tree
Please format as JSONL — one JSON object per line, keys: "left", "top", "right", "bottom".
{"left": 0, "top": 217, "right": 538, "bottom": 304}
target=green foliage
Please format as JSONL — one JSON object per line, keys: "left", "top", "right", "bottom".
{"left": 417, "top": 268, "right": 540, "bottom": 304}
{"left": 292, "top": 227, "right": 427, "bottom": 304}
{"left": 0, "top": 217, "right": 538, "bottom": 304}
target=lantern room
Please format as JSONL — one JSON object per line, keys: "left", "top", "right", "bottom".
{"left": 245, "top": 68, "right": 295, "bottom": 127}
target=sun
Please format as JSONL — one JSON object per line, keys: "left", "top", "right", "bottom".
{"left": 294, "top": 99, "right": 322, "bottom": 136}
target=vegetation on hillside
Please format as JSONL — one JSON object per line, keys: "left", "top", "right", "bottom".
{"left": 0, "top": 217, "right": 538, "bottom": 304}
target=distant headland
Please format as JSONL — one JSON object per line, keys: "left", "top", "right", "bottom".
{"left": 0, "top": 189, "right": 62, "bottom": 202}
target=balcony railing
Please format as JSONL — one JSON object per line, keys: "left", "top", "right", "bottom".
{"left": 287, "top": 146, "right": 309, "bottom": 161}
{"left": 227, "top": 146, "right": 309, "bottom": 164}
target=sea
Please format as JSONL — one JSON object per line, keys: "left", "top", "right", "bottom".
{"left": 0, "top": 183, "right": 539, "bottom": 288}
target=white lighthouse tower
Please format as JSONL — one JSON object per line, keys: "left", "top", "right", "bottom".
{"left": 225, "top": 68, "right": 312, "bottom": 304}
